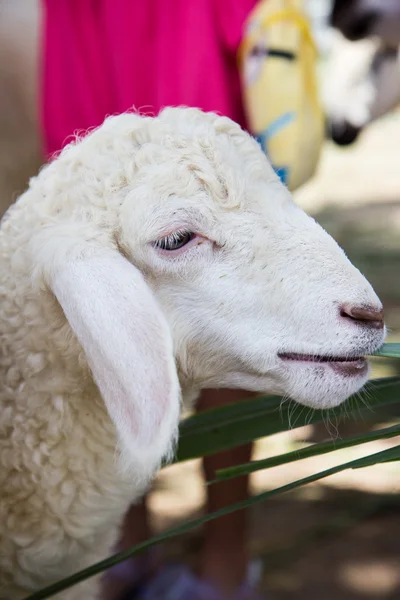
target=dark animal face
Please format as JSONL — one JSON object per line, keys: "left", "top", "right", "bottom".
{"left": 331, "top": 0, "right": 400, "bottom": 46}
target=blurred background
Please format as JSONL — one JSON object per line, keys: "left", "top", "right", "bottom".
{"left": 0, "top": 1, "right": 399, "bottom": 598}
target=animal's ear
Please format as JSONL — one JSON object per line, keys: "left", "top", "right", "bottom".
{"left": 50, "top": 248, "right": 180, "bottom": 477}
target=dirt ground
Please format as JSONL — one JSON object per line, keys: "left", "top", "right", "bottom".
{"left": 144, "top": 114, "right": 400, "bottom": 599}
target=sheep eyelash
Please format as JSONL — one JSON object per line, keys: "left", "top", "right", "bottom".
{"left": 154, "top": 229, "right": 194, "bottom": 251}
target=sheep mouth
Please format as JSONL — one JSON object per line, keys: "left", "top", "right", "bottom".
{"left": 279, "top": 352, "right": 363, "bottom": 363}
{"left": 278, "top": 353, "right": 368, "bottom": 375}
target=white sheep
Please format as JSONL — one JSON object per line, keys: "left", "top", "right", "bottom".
{"left": 0, "top": 106, "right": 385, "bottom": 599}
{"left": 324, "top": 30, "right": 400, "bottom": 145}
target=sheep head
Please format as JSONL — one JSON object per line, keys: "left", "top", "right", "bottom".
{"left": 324, "top": 31, "right": 400, "bottom": 145}
{"left": 23, "top": 106, "right": 385, "bottom": 468}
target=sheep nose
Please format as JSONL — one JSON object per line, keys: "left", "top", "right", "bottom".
{"left": 340, "top": 304, "right": 384, "bottom": 329}
{"left": 330, "top": 120, "right": 361, "bottom": 146}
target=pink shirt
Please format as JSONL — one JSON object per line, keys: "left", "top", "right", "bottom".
{"left": 41, "top": 0, "right": 257, "bottom": 156}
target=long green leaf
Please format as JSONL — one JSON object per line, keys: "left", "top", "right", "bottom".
{"left": 176, "top": 377, "right": 400, "bottom": 462}
{"left": 24, "top": 444, "right": 400, "bottom": 600}
{"left": 372, "top": 343, "right": 400, "bottom": 358}
{"left": 212, "top": 423, "right": 400, "bottom": 483}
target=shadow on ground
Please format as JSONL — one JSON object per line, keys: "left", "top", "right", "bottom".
{"left": 151, "top": 487, "right": 400, "bottom": 600}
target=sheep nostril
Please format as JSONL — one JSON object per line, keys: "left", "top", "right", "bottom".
{"left": 340, "top": 305, "right": 384, "bottom": 330}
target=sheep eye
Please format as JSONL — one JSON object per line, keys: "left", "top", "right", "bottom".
{"left": 154, "top": 230, "right": 194, "bottom": 251}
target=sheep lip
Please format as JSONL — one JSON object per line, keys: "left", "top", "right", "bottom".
{"left": 278, "top": 352, "right": 364, "bottom": 363}
{"left": 278, "top": 353, "right": 368, "bottom": 376}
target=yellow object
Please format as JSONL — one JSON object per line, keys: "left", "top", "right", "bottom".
{"left": 239, "top": 0, "right": 324, "bottom": 191}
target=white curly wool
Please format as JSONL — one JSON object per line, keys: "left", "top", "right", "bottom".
{"left": 0, "top": 107, "right": 385, "bottom": 598}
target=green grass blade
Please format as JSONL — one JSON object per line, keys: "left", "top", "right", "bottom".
{"left": 176, "top": 377, "right": 400, "bottom": 462}
{"left": 24, "top": 443, "right": 400, "bottom": 600}
{"left": 372, "top": 343, "right": 400, "bottom": 358}
{"left": 212, "top": 423, "right": 400, "bottom": 483}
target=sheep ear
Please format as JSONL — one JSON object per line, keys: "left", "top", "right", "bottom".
{"left": 50, "top": 249, "right": 180, "bottom": 476}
